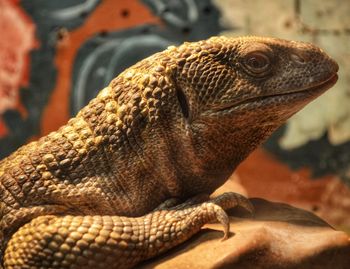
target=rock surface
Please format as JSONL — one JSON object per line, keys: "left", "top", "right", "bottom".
{"left": 139, "top": 198, "right": 350, "bottom": 269}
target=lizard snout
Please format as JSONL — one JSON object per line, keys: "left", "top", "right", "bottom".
{"left": 289, "top": 43, "right": 339, "bottom": 75}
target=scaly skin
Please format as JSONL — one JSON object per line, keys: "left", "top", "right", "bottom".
{"left": 0, "top": 36, "right": 338, "bottom": 268}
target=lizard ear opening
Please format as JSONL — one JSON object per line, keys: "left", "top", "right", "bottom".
{"left": 176, "top": 87, "right": 190, "bottom": 120}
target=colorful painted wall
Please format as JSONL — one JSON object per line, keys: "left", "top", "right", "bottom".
{"left": 0, "top": 0, "right": 349, "bottom": 232}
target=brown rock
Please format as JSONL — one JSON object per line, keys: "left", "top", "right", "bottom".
{"left": 139, "top": 198, "right": 350, "bottom": 269}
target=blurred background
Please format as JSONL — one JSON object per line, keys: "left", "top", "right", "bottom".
{"left": 0, "top": 0, "right": 349, "bottom": 233}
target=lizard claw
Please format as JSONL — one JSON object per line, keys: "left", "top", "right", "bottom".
{"left": 205, "top": 192, "right": 254, "bottom": 240}
{"left": 213, "top": 204, "right": 230, "bottom": 241}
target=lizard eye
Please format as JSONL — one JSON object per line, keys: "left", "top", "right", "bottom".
{"left": 242, "top": 52, "right": 271, "bottom": 77}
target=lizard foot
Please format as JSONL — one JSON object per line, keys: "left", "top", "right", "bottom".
{"left": 210, "top": 192, "right": 254, "bottom": 215}
{"left": 153, "top": 192, "right": 253, "bottom": 240}
{"left": 182, "top": 192, "right": 253, "bottom": 240}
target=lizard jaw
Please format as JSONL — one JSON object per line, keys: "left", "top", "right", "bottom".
{"left": 210, "top": 73, "right": 338, "bottom": 113}
{"left": 278, "top": 73, "right": 338, "bottom": 97}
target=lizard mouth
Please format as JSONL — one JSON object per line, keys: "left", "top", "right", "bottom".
{"left": 212, "top": 73, "right": 338, "bottom": 112}
{"left": 274, "top": 73, "right": 338, "bottom": 98}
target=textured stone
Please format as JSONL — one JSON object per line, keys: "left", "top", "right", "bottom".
{"left": 301, "top": 0, "right": 350, "bottom": 30}
{"left": 213, "top": 0, "right": 306, "bottom": 40}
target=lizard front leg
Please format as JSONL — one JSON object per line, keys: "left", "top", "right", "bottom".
{"left": 3, "top": 192, "right": 253, "bottom": 269}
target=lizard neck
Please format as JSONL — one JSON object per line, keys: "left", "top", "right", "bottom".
{"left": 168, "top": 114, "right": 280, "bottom": 197}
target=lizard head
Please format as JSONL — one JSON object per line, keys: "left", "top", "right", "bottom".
{"left": 172, "top": 36, "right": 338, "bottom": 124}
{"left": 165, "top": 36, "right": 338, "bottom": 191}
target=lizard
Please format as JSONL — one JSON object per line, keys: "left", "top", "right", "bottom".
{"left": 0, "top": 36, "right": 338, "bottom": 268}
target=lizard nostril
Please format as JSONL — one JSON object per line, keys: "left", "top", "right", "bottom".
{"left": 290, "top": 53, "right": 307, "bottom": 65}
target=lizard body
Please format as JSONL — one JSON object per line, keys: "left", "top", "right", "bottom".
{"left": 0, "top": 36, "right": 338, "bottom": 268}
